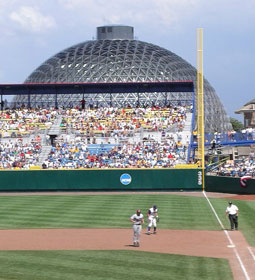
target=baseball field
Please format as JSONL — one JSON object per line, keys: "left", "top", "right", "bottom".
{"left": 0, "top": 192, "right": 254, "bottom": 280}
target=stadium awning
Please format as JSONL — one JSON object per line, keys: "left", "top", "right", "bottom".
{"left": 0, "top": 81, "right": 194, "bottom": 96}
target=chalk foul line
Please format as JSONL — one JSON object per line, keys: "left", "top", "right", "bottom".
{"left": 203, "top": 191, "right": 251, "bottom": 280}
{"left": 248, "top": 247, "right": 255, "bottom": 262}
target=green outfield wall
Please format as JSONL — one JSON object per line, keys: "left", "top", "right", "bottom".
{"left": 206, "top": 175, "right": 255, "bottom": 194}
{"left": 0, "top": 169, "right": 202, "bottom": 191}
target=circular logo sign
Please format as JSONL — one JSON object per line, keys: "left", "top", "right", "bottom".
{"left": 120, "top": 173, "right": 132, "bottom": 185}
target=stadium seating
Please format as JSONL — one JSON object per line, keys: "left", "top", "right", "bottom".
{"left": 212, "top": 156, "right": 255, "bottom": 177}
{"left": 43, "top": 135, "right": 187, "bottom": 169}
{"left": 0, "top": 108, "right": 58, "bottom": 138}
{"left": 0, "top": 105, "right": 191, "bottom": 169}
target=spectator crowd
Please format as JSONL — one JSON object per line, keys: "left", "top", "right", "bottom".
{"left": 0, "top": 138, "right": 41, "bottom": 169}
{"left": 213, "top": 153, "right": 255, "bottom": 178}
{"left": 0, "top": 108, "right": 58, "bottom": 138}
{"left": 43, "top": 136, "right": 187, "bottom": 169}
{"left": 61, "top": 105, "right": 191, "bottom": 137}
{"left": 0, "top": 105, "right": 192, "bottom": 169}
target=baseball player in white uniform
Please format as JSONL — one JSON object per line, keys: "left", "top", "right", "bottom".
{"left": 225, "top": 201, "right": 239, "bottom": 230}
{"left": 130, "top": 209, "right": 144, "bottom": 247}
{"left": 146, "top": 205, "right": 159, "bottom": 235}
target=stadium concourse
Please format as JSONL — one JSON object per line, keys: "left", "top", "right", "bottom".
{"left": 0, "top": 104, "right": 193, "bottom": 169}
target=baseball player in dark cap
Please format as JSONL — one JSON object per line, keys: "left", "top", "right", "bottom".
{"left": 130, "top": 209, "right": 144, "bottom": 247}
{"left": 225, "top": 201, "right": 239, "bottom": 230}
{"left": 146, "top": 205, "right": 159, "bottom": 235}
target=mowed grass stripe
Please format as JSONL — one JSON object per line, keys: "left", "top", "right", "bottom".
{"left": 208, "top": 197, "right": 255, "bottom": 246}
{"left": 0, "top": 250, "right": 233, "bottom": 280}
{"left": 0, "top": 194, "right": 221, "bottom": 230}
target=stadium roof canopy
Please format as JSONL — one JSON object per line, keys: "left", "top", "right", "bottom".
{"left": 0, "top": 81, "right": 194, "bottom": 96}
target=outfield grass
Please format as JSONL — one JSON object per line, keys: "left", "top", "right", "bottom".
{"left": 0, "top": 194, "right": 221, "bottom": 230}
{"left": 209, "top": 197, "right": 255, "bottom": 246}
{"left": 0, "top": 250, "right": 233, "bottom": 280}
{"left": 0, "top": 194, "right": 254, "bottom": 246}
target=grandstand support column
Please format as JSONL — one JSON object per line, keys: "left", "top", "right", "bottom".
{"left": 197, "top": 28, "right": 205, "bottom": 190}
{"left": 28, "top": 89, "right": 31, "bottom": 108}
{"left": 0, "top": 95, "right": 3, "bottom": 111}
{"left": 55, "top": 89, "right": 58, "bottom": 109}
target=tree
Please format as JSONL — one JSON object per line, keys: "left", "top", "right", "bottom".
{"left": 230, "top": 117, "right": 244, "bottom": 131}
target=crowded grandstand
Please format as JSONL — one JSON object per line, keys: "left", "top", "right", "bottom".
{"left": 0, "top": 104, "right": 192, "bottom": 169}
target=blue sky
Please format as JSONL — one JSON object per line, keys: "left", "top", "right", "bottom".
{"left": 0, "top": 0, "right": 254, "bottom": 120}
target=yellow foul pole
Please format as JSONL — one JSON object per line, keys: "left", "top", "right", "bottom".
{"left": 196, "top": 28, "right": 205, "bottom": 191}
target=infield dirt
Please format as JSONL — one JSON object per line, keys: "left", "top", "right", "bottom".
{"left": 0, "top": 228, "right": 254, "bottom": 280}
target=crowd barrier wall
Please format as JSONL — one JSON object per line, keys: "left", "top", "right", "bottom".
{"left": 0, "top": 169, "right": 202, "bottom": 191}
{"left": 206, "top": 175, "right": 255, "bottom": 194}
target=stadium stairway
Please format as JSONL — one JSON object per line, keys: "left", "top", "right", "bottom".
{"left": 177, "top": 112, "right": 192, "bottom": 163}
{"left": 38, "top": 145, "right": 52, "bottom": 167}
{"left": 37, "top": 115, "right": 63, "bottom": 167}
{"left": 181, "top": 112, "right": 192, "bottom": 145}
{"left": 47, "top": 114, "right": 63, "bottom": 136}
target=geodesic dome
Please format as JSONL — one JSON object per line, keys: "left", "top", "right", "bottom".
{"left": 13, "top": 25, "right": 231, "bottom": 133}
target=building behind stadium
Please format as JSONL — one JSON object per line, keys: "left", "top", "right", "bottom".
{"left": 13, "top": 25, "right": 231, "bottom": 133}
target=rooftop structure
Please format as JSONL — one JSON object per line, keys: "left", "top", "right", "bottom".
{"left": 235, "top": 99, "right": 255, "bottom": 128}
{"left": 12, "top": 25, "right": 231, "bottom": 132}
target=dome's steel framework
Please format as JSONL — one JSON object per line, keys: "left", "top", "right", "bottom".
{"left": 13, "top": 27, "right": 231, "bottom": 132}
